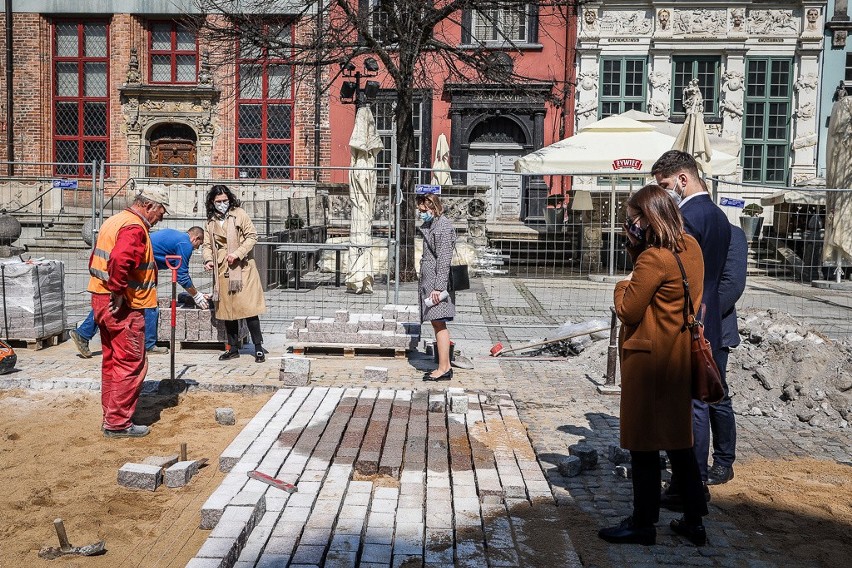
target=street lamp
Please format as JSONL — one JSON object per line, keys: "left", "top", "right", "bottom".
{"left": 340, "top": 57, "right": 380, "bottom": 107}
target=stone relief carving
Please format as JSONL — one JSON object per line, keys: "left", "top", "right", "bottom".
{"left": 577, "top": 71, "right": 598, "bottom": 92}
{"left": 792, "top": 133, "right": 818, "bottom": 150}
{"left": 580, "top": 9, "right": 600, "bottom": 38}
{"left": 674, "top": 9, "right": 727, "bottom": 35}
{"left": 126, "top": 48, "right": 141, "bottom": 85}
{"left": 722, "top": 70, "right": 744, "bottom": 92}
{"left": 730, "top": 9, "right": 745, "bottom": 33}
{"left": 795, "top": 102, "right": 816, "bottom": 119}
{"left": 657, "top": 9, "right": 671, "bottom": 31}
{"left": 576, "top": 100, "right": 597, "bottom": 118}
{"left": 721, "top": 99, "right": 743, "bottom": 118}
{"left": 805, "top": 8, "right": 820, "bottom": 33}
{"left": 198, "top": 51, "right": 213, "bottom": 86}
{"left": 600, "top": 11, "right": 653, "bottom": 35}
{"left": 794, "top": 73, "right": 818, "bottom": 92}
{"left": 793, "top": 172, "right": 814, "bottom": 185}
{"left": 748, "top": 10, "right": 798, "bottom": 35}
{"left": 648, "top": 98, "right": 670, "bottom": 117}
{"left": 648, "top": 71, "right": 670, "bottom": 90}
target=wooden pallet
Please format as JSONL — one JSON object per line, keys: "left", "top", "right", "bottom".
{"left": 5, "top": 331, "right": 68, "bottom": 351}
{"left": 290, "top": 343, "right": 407, "bottom": 358}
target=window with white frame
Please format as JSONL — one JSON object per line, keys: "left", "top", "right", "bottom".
{"left": 462, "top": 3, "right": 538, "bottom": 46}
{"left": 370, "top": 93, "right": 430, "bottom": 186}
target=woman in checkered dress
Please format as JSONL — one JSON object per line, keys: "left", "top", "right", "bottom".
{"left": 417, "top": 193, "right": 456, "bottom": 381}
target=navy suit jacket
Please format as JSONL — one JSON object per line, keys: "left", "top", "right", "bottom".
{"left": 680, "top": 194, "right": 732, "bottom": 350}
{"left": 719, "top": 225, "right": 748, "bottom": 349}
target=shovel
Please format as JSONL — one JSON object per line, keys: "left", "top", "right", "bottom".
{"left": 38, "top": 518, "right": 105, "bottom": 559}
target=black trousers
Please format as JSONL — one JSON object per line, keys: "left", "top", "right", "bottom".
{"left": 224, "top": 316, "right": 263, "bottom": 350}
{"left": 631, "top": 448, "right": 708, "bottom": 527}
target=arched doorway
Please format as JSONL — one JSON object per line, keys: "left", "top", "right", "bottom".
{"left": 147, "top": 123, "right": 197, "bottom": 179}
{"left": 466, "top": 116, "right": 526, "bottom": 221}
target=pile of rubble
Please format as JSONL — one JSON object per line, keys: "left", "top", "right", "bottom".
{"left": 730, "top": 308, "right": 852, "bottom": 428}
{"left": 570, "top": 308, "right": 851, "bottom": 430}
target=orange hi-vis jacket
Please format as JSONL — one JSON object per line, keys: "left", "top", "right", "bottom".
{"left": 87, "top": 210, "right": 157, "bottom": 309}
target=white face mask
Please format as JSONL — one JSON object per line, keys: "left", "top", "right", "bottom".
{"left": 667, "top": 181, "right": 683, "bottom": 205}
{"left": 214, "top": 201, "right": 230, "bottom": 215}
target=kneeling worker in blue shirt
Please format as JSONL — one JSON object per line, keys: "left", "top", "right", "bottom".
{"left": 70, "top": 226, "right": 207, "bottom": 357}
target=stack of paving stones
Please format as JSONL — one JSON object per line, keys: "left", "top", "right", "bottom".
{"left": 187, "top": 387, "right": 555, "bottom": 567}
{"left": 156, "top": 300, "right": 247, "bottom": 346}
{"left": 284, "top": 306, "right": 420, "bottom": 352}
{"left": 118, "top": 454, "right": 204, "bottom": 491}
{"left": 0, "top": 259, "right": 66, "bottom": 341}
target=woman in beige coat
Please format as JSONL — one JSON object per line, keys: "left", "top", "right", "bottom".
{"left": 598, "top": 184, "right": 708, "bottom": 547}
{"left": 202, "top": 185, "right": 267, "bottom": 362}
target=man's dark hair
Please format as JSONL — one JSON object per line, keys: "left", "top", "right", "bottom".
{"left": 187, "top": 226, "right": 204, "bottom": 240}
{"left": 651, "top": 150, "right": 700, "bottom": 179}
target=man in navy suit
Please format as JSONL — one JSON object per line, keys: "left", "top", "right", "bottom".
{"left": 652, "top": 151, "right": 740, "bottom": 496}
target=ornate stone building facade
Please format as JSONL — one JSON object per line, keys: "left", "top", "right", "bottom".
{"left": 576, "top": 2, "right": 826, "bottom": 189}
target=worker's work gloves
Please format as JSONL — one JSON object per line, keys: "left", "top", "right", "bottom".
{"left": 193, "top": 291, "right": 209, "bottom": 310}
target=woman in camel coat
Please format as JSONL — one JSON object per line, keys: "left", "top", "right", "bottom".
{"left": 202, "top": 185, "right": 267, "bottom": 362}
{"left": 599, "top": 184, "right": 708, "bottom": 547}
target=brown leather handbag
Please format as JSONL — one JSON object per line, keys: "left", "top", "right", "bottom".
{"left": 672, "top": 251, "right": 725, "bottom": 404}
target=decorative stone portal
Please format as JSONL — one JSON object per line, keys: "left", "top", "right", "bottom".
{"left": 119, "top": 49, "right": 219, "bottom": 213}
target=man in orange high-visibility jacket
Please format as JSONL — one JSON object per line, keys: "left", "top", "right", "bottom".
{"left": 88, "top": 187, "right": 172, "bottom": 438}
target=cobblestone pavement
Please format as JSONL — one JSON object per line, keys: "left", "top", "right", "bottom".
{"left": 4, "top": 279, "right": 851, "bottom": 567}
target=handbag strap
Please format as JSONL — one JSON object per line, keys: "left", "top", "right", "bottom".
{"left": 671, "top": 250, "right": 700, "bottom": 331}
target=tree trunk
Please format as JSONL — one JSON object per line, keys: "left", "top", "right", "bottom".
{"left": 394, "top": 83, "right": 418, "bottom": 282}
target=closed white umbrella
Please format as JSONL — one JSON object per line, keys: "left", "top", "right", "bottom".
{"left": 346, "top": 105, "right": 384, "bottom": 294}
{"left": 672, "top": 79, "right": 714, "bottom": 175}
{"left": 823, "top": 96, "right": 852, "bottom": 280}
{"left": 431, "top": 133, "right": 451, "bottom": 186}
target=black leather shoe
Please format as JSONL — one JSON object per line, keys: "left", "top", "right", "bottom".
{"left": 598, "top": 517, "right": 656, "bottom": 546}
{"left": 706, "top": 464, "right": 734, "bottom": 485}
{"left": 219, "top": 350, "right": 240, "bottom": 361}
{"left": 660, "top": 483, "right": 711, "bottom": 512}
{"left": 255, "top": 351, "right": 266, "bottom": 363}
{"left": 424, "top": 369, "right": 453, "bottom": 381}
{"left": 670, "top": 517, "right": 707, "bottom": 546}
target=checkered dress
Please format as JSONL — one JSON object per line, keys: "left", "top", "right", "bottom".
{"left": 418, "top": 214, "right": 456, "bottom": 322}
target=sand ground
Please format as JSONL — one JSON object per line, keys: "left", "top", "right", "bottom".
{"left": 0, "top": 390, "right": 850, "bottom": 568}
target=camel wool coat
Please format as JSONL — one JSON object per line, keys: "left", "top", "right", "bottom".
{"left": 614, "top": 234, "right": 704, "bottom": 452}
{"left": 202, "top": 207, "right": 266, "bottom": 321}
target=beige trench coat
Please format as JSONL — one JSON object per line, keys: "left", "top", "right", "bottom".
{"left": 202, "top": 207, "right": 266, "bottom": 321}
{"left": 613, "top": 235, "right": 704, "bottom": 452}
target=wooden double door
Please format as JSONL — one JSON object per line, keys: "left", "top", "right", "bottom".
{"left": 148, "top": 139, "right": 197, "bottom": 179}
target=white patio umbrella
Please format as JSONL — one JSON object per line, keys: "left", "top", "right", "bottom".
{"left": 673, "top": 80, "right": 713, "bottom": 175}
{"left": 431, "top": 133, "right": 452, "bottom": 186}
{"left": 514, "top": 114, "right": 737, "bottom": 275}
{"left": 346, "top": 105, "right": 384, "bottom": 294}
{"left": 823, "top": 96, "right": 852, "bottom": 280}
{"left": 514, "top": 114, "right": 737, "bottom": 176}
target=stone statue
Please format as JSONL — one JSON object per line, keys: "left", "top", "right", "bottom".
{"left": 683, "top": 78, "right": 704, "bottom": 114}
{"left": 806, "top": 8, "right": 820, "bottom": 32}
{"left": 125, "top": 48, "right": 141, "bottom": 85}
{"left": 837, "top": 81, "right": 849, "bottom": 101}
{"left": 731, "top": 9, "right": 744, "bottom": 32}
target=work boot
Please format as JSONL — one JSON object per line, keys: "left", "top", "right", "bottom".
{"left": 146, "top": 345, "right": 169, "bottom": 354}
{"left": 103, "top": 424, "right": 150, "bottom": 438}
{"left": 69, "top": 329, "right": 92, "bottom": 358}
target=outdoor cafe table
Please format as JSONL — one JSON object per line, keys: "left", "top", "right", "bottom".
{"left": 273, "top": 242, "right": 350, "bottom": 290}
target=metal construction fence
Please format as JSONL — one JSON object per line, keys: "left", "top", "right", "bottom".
{"left": 1, "top": 160, "right": 851, "bottom": 340}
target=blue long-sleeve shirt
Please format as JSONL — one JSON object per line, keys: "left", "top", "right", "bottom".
{"left": 151, "top": 228, "right": 196, "bottom": 291}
